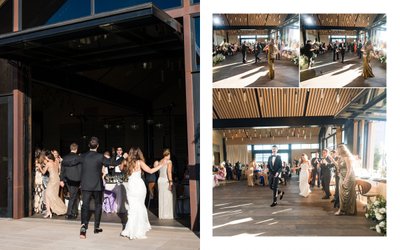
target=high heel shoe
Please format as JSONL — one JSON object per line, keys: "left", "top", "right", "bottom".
{"left": 43, "top": 212, "right": 52, "bottom": 219}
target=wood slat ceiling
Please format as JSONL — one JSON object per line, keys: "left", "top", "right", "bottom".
{"left": 214, "top": 29, "right": 270, "bottom": 36}
{"left": 218, "top": 126, "right": 321, "bottom": 141}
{"left": 213, "top": 88, "right": 364, "bottom": 119}
{"left": 306, "top": 30, "right": 358, "bottom": 36}
{"left": 215, "top": 14, "right": 288, "bottom": 27}
{"left": 307, "top": 14, "right": 378, "bottom": 28}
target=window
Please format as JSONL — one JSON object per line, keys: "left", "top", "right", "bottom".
{"left": 95, "top": 0, "right": 182, "bottom": 14}
{"left": 193, "top": 15, "right": 200, "bottom": 70}
{"left": 0, "top": 0, "right": 13, "bottom": 35}
{"left": 192, "top": 0, "right": 200, "bottom": 4}
{"left": 247, "top": 145, "right": 252, "bottom": 151}
{"left": 371, "top": 121, "right": 386, "bottom": 179}
{"left": 22, "top": 0, "right": 91, "bottom": 29}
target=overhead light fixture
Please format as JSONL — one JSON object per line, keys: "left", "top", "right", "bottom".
{"left": 336, "top": 90, "right": 340, "bottom": 104}
{"left": 305, "top": 16, "right": 313, "bottom": 25}
{"left": 213, "top": 16, "right": 222, "bottom": 25}
{"left": 228, "top": 91, "right": 231, "bottom": 103}
{"left": 130, "top": 124, "right": 139, "bottom": 130}
{"left": 243, "top": 91, "right": 247, "bottom": 102}
{"left": 218, "top": 90, "right": 221, "bottom": 101}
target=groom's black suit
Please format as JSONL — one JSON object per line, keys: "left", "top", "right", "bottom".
{"left": 267, "top": 154, "right": 283, "bottom": 203}
{"left": 80, "top": 150, "right": 110, "bottom": 230}
{"left": 320, "top": 156, "right": 334, "bottom": 198}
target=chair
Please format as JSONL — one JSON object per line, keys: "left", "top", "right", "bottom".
{"left": 356, "top": 179, "right": 379, "bottom": 211}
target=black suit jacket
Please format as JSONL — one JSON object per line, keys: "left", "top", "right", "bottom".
{"left": 267, "top": 155, "right": 282, "bottom": 175}
{"left": 60, "top": 152, "right": 82, "bottom": 182}
{"left": 320, "top": 157, "right": 334, "bottom": 176}
{"left": 80, "top": 151, "right": 110, "bottom": 191}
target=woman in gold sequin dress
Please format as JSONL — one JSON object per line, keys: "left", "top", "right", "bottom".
{"left": 362, "top": 41, "right": 375, "bottom": 79}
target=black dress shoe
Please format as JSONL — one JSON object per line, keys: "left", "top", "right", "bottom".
{"left": 80, "top": 226, "right": 86, "bottom": 239}
{"left": 280, "top": 191, "right": 285, "bottom": 200}
{"left": 94, "top": 228, "right": 103, "bottom": 234}
{"left": 270, "top": 202, "right": 278, "bottom": 207}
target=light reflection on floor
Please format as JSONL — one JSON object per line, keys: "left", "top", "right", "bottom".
{"left": 213, "top": 217, "right": 254, "bottom": 229}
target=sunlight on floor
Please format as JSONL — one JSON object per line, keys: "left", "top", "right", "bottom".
{"left": 213, "top": 210, "right": 241, "bottom": 216}
{"left": 231, "top": 232, "right": 266, "bottom": 237}
{"left": 213, "top": 61, "right": 245, "bottom": 70}
{"left": 301, "top": 64, "right": 363, "bottom": 87}
{"left": 219, "top": 203, "right": 253, "bottom": 209}
{"left": 213, "top": 217, "right": 254, "bottom": 229}
{"left": 214, "top": 210, "right": 243, "bottom": 218}
{"left": 213, "top": 66, "right": 267, "bottom": 88}
{"left": 214, "top": 203, "right": 231, "bottom": 207}
{"left": 272, "top": 208, "right": 293, "bottom": 214}
{"left": 254, "top": 218, "right": 274, "bottom": 224}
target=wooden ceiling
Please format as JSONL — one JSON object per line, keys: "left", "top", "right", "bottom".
{"left": 214, "top": 14, "right": 289, "bottom": 27}
{"left": 302, "top": 14, "right": 378, "bottom": 28}
{"left": 214, "top": 29, "right": 270, "bottom": 36}
{"left": 213, "top": 88, "right": 364, "bottom": 119}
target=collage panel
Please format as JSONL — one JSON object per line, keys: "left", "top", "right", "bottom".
{"left": 212, "top": 88, "right": 386, "bottom": 236}
{"left": 212, "top": 14, "right": 300, "bottom": 88}
{"left": 299, "top": 14, "right": 387, "bottom": 88}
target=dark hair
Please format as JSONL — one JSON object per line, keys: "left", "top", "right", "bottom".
{"left": 70, "top": 143, "right": 78, "bottom": 151}
{"left": 163, "top": 148, "right": 170, "bottom": 157}
{"left": 272, "top": 145, "right": 278, "bottom": 148}
{"left": 89, "top": 137, "right": 99, "bottom": 149}
{"left": 122, "top": 147, "right": 145, "bottom": 176}
{"left": 45, "top": 150, "right": 55, "bottom": 161}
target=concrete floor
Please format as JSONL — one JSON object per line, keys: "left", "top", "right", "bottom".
{"left": 213, "top": 53, "right": 299, "bottom": 88}
{"left": 213, "top": 175, "right": 382, "bottom": 236}
{"left": 0, "top": 217, "right": 199, "bottom": 250}
{"left": 300, "top": 51, "right": 386, "bottom": 88}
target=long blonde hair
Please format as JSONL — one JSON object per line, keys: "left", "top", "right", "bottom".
{"left": 337, "top": 144, "right": 353, "bottom": 159}
{"left": 122, "top": 147, "right": 145, "bottom": 176}
{"left": 301, "top": 153, "right": 309, "bottom": 163}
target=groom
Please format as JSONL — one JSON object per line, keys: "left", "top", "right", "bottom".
{"left": 79, "top": 137, "right": 110, "bottom": 239}
{"left": 267, "top": 145, "right": 284, "bottom": 207}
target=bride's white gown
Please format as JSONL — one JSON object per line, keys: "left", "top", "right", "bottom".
{"left": 299, "top": 163, "right": 311, "bottom": 197}
{"left": 121, "top": 171, "right": 151, "bottom": 239}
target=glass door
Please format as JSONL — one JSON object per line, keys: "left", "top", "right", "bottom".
{"left": 0, "top": 96, "right": 13, "bottom": 217}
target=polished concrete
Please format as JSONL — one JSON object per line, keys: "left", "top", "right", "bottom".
{"left": 300, "top": 51, "right": 386, "bottom": 88}
{"left": 213, "top": 53, "right": 299, "bottom": 88}
{"left": 213, "top": 175, "right": 381, "bottom": 236}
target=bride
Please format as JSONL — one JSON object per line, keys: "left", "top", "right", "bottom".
{"left": 294, "top": 153, "right": 312, "bottom": 197}
{"left": 120, "top": 147, "right": 163, "bottom": 239}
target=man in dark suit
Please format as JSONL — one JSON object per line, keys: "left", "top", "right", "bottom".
{"left": 339, "top": 40, "right": 346, "bottom": 63}
{"left": 60, "top": 143, "right": 82, "bottom": 220}
{"left": 267, "top": 145, "right": 284, "bottom": 207}
{"left": 357, "top": 40, "right": 363, "bottom": 59}
{"left": 241, "top": 42, "right": 248, "bottom": 63}
{"left": 310, "top": 152, "right": 321, "bottom": 188}
{"left": 319, "top": 148, "right": 334, "bottom": 199}
{"left": 108, "top": 147, "right": 124, "bottom": 175}
{"left": 79, "top": 137, "right": 110, "bottom": 239}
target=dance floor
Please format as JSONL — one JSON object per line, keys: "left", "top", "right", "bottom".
{"left": 300, "top": 52, "right": 386, "bottom": 88}
{"left": 213, "top": 175, "right": 381, "bottom": 236}
{"left": 213, "top": 53, "right": 299, "bottom": 88}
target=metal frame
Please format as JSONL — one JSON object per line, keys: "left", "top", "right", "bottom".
{"left": 0, "top": 95, "right": 13, "bottom": 218}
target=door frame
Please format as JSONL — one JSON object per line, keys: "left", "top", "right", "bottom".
{"left": 0, "top": 94, "right": 13, "bottom": 218}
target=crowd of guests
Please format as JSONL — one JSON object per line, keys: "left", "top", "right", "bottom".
{"left": 300, "top": 39, "right": 383, "bottom": 79}
{"left": 33, "top": 138, "right": 185, "bottom": 239}
{"left": 213, "top": 144, "right": 358, "bottom": 216}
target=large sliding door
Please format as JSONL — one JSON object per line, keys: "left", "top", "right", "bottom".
{"left": 0, "top": 96, "right": 13, "bottom": 217}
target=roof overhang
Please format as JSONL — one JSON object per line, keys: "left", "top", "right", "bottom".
{"left": 0, "top": 3, "right": 183, "bottom": 71}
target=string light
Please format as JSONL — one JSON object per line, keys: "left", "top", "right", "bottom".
{"left": 218, "top": 90, "right": 221, "bottom": 101}
{"left": 243, "top": 91, "right": 247, "bottom": 102}
{"left": 228, "top": 91, "right": 231, "bottom": 103}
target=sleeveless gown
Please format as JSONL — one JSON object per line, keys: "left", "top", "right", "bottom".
{"left": 121, "top": 171, "right": 151, "bottom": 239}
{"left": 46, "top": 163, "right": 67, "bottom": 215}
{"left": 338, "top": 160, "right": 357, "bottom": 215}
{"left": 158, "top": 162, "right": 174, "bottom": 219}
{"left": 299, "top": 163, "right": 311, "bottom": 197}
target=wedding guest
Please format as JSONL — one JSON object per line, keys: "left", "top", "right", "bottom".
{"left": 214, "top": 162, "right": 227, "bottom": 186}
{"left": 310, "top": 152, "right": 321, "bottom": 188}
{"left": 60, "top": 143, "right": 82, "bottom": 220}
{"left": 335, "top": 144, "right": 357, "bottom": 216}
{"left": 33, "top": 149, "right": 46, "bottom": 214}
{"left": 158, "top": 149, "right": 175, "bottom": 219}
{"left": 331, "top": 150, "right": 340, "bottom": 208}
{"left": 267, "top": 39, "right": 279, "bottom": 79}
{"left": 39, "top": 150, "right": 67, "bottom": 218}
{"left": 241, "top": 42, "right": 248, "bottom": 63}
{"left": 361, "top": 41, "right": 375, "bottom": 79}
{"left": 319, "top": 148, "right": 334, "bottom": 199}
{"left": 246, "top": 160, "right": 255, "bottom": 187}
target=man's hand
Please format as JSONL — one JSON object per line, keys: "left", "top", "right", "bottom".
{"left": 60, "top": 181, "right": 65, "bottom": 187}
